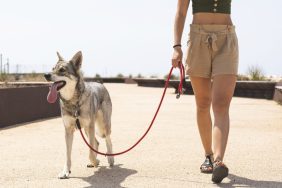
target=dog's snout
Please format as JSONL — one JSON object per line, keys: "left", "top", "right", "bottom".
{"left": 44, "top": 73, "right": 52, "bottom": 81}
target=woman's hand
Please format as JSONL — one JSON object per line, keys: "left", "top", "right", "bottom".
{"left": 171, "top": 46, "right": 183, "bottom": 68}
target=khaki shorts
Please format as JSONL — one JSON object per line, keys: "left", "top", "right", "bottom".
{"left": 185, "top": 24, "right": 239, "bottom": 78}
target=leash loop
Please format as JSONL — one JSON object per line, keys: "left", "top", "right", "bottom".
{"left": 77, "top": 64, "right": 185, "bottom": 156}
{"left": 176, "top": 63, "right": 185, "bottom": 99}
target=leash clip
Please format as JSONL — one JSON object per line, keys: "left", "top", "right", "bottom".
{"left": 75, "top": 119, "right": 81, "bottom": 130}
{"left": 176, "top": 89, "right": 185, "bottom": 99}
{"left": 74, "top": 107, "right": 80, "bottom": 118}
{"left": 175, "top": 64, "right": 185, "bottom": 99}
{"left": 176, "top": 92, "right": 181, "bottom": 99}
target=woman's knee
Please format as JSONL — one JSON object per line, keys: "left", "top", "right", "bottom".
{"left": 196, "top": 97, "right": 211, "bottom": 112}
{"left": 212, "top": 99, "right": 231, "bottom": 115}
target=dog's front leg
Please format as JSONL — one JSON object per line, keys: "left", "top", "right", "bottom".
{"left": 58, "top": 127, "right": 74, "bottom": 179}
{"left": 85, "top": 125, "right": 100, "bottom": 168}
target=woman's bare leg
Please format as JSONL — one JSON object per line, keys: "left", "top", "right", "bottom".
{"left": 211, "top": 75, "right": 236, "bottom": 161}
{"left": 190, "top": 76, "right": 213, "bottom": 156}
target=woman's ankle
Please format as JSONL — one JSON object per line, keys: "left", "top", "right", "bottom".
{"left": 205, "top": 153, "right": 214, "bottom": 162}
{"left": 213, "top": 155, "right": 223, "bottom": 163}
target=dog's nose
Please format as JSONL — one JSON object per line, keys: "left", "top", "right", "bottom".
{"left": 44, "top": 73, "right": 52, "bottom": 81}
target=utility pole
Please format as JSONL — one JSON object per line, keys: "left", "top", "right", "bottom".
{"left": 6, "top": 58, "right": 9, "bottom": 73}
{"left": 16, "top": 64, "right": 19, "bottom": 73}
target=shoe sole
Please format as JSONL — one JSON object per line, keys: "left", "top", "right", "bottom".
{"left": 212, "top": 165, "right": 228, "bottom": 183}
{"left": 200, "top": 168, "right": 213, "bottom": 174}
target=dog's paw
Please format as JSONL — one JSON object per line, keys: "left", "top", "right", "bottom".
{"left": 87, "top": 159, "right": 100, "bottom": 168}
{"left": 108, "top": 156, "right": 114, "bottom": 167}
{"left": 58, "top": 170, "right": 71, "bottom": 179}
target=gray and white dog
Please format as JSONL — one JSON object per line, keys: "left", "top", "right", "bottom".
{"left": 44, "top": 51, "right": 114, "bottom": 179}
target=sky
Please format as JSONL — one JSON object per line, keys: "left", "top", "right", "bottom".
{"left": 0, "top": 0, "right": 281, "bottom": 77}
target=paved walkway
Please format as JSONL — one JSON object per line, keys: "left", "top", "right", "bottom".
{"left": 0, "top": 83, "right": 282, "bottom": 188}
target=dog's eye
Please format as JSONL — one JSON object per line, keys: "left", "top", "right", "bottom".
{"left": 59, "top": 68, "right": 65, "bottom": 73}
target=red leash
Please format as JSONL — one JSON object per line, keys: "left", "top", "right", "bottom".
{"left": 77, "top": 64, "right": 185, "bottom": 156}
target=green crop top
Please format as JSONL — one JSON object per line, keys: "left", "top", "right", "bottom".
{"left": 192, "top": 0, "right": 231, "bottom": 14}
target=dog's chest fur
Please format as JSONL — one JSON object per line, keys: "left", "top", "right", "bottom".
{"left": 60, "top": 82, "right": 109, "bottom": 129}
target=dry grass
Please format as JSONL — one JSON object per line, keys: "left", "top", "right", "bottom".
{"left": 0, "top": 73, "right": 46, "bottom": 82}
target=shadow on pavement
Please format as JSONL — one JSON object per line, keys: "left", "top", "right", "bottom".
{"left": 75, "top": 164, "right": 137, "bottom": 188}
{"left": 0, "top": 117, "right": 58, "bottom": 131}
{"left": 218, "top": 173, "right": 282, "bottom": 187}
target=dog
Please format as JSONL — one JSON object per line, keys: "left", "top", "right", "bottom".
{"left": 44, "top": 51, "right": 114, "bottom": 179}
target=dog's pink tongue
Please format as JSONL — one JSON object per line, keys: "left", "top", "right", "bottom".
{"left": 47, "top": 83, "right": 59, "bottom": 103}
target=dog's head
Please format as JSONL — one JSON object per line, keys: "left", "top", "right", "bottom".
{"left": 44, "top": 51, "right": 83, "bottom": 103}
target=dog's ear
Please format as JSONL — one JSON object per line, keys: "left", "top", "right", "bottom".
{"left": 70, "top": 51, "right": 82, "bottom": 70}
{"left": 57, "top": 52, "right": 65, "bottom": 61}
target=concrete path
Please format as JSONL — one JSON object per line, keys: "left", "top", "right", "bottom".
{"left": 0, "top": 83, "right": 282, "bottom": 188}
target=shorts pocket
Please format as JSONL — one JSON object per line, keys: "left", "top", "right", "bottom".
{"left": 231, "top": 33, "right": 239, "bottom": 54}
{"left": 185, "top": 32, "right": 200, "bottom": 66}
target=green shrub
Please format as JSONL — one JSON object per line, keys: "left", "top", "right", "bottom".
{"left": 247, "top": 65, "right": 266, "bottom": 81}
{"left": 237, "top": 74, "right": 250, "bottom": 81}
{"left": 164, "top": 74, "right": 179, "bottom": 80}
{"left": 31, "top": 71, "right": 37, "bottom": 78}
{"left": 136, "top": 73, "right": 143, "bottom": 78}
{"left": 0, "top": 73, "right": 8, "bottom": 82}
{"left": 95, "top": 74, "right": 101, "bottom": 78}
{"left": 116, "top": 73, "right": 124, "bottom": 78}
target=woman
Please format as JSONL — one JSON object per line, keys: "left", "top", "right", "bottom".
{"left": 171, "top": 0, "right": 238, "bottom": 184}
